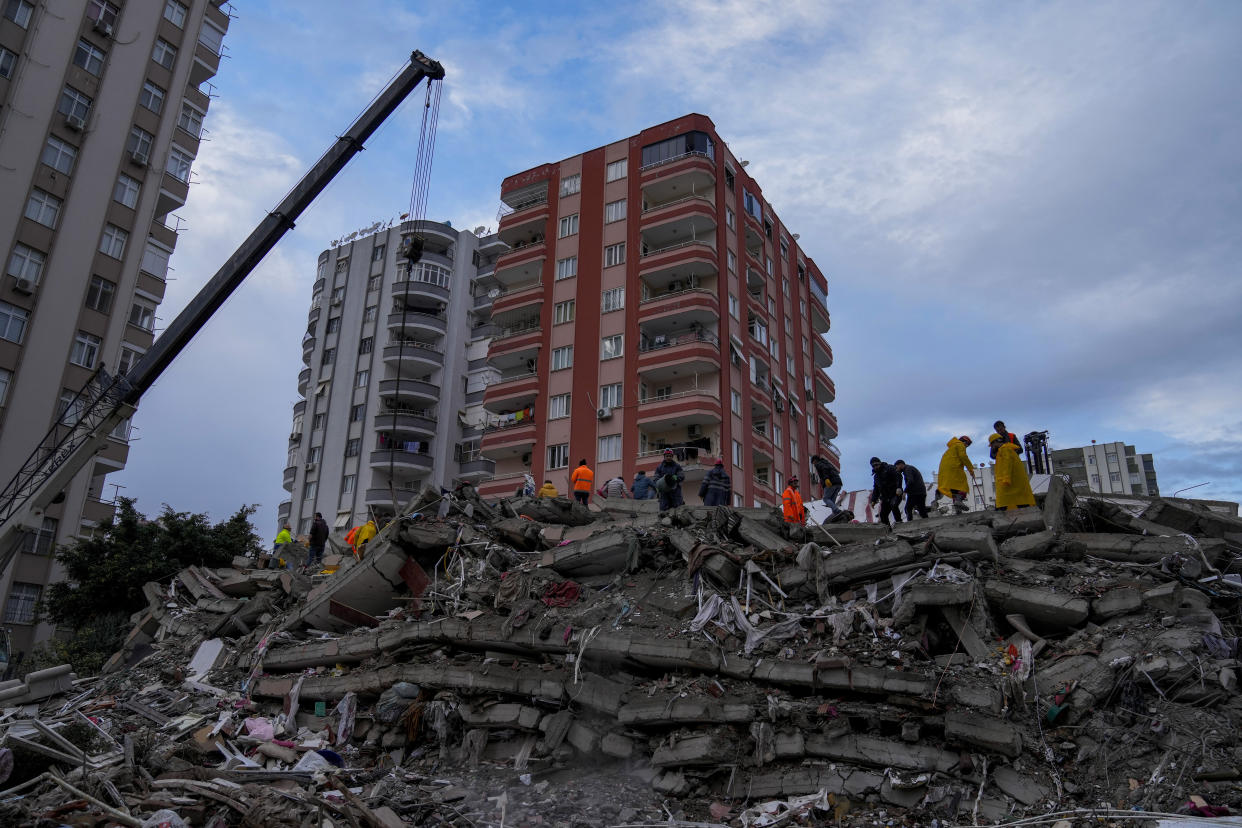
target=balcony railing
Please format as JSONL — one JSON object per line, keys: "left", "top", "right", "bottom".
{"left": 642, "top": 193, "right": 713, "bottom": 213}
{"left": 483, "top": 417, "right": 536, "bottom": 434}
{"left": 379, "top": 405, "right": 437, "bottom": 421}
{"left": 640, "top": 238, "right": 714, "bottom": 258}
{"left": 495, "top": 280, "right": 542, "bottom": 298}
{"left": 639, "top": 388, "right": 719, "bottom": 404}
{"left": 639, "top": 286, "right": 714, "bottom": 305}
{"left": 493, "top": 318, "right": 541, "bottom": 340}
{"left": 497, "top": 190, "right": 549, "bottom": 218}
{"left": 638, "top": 330, "right": 719, "bottom": 352}
{"left": 488, "top": 370, "right": 538, "bottom": 385}
{"left": 639, "top": 149, "right": 713, "bottom": 172}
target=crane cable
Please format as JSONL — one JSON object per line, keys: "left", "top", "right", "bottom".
{"left": 389, "top": 79, "right": 443, "bottom": 514}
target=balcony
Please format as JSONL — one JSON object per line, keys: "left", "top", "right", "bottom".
{"left": 642, "top": 161, "right": 715, "bottom": 213}
{"left": 458, "top": 452, "right": 497, "bottom": 480}
{"left": 637, "top": 330, "right": 720, "bottom": 380}
{"left": 400, "top": 219, "right": 458, "bottom": 249}
{"left": 635, "top": 389, "right": 722, "bottom": 430}
{"left": 488, "top": 318, "right": 542, "bottom": 357}
{"left": 392, "top": 279, "right": 450, "bottom": 305}
{"left": 481, "top": 419, "right": 537, "bottom": 457}
{"left": 811, "top": 300, "right": 831, "bottom": 334}
{"left": 814, "top": 372, "right": 836, "bottom": 404}
{"left": 297, "top": 367, "right": 311, "bottom": 396}
{"left": 819, "top": 409, "right": 839, "bottom": 440}
{"left": 278, "top": 500, "right": 292, "bottom": 521}
{"left": 639, "top": 150, "right": 715, "bottom": 179}
{"left": 483, "top": 371, "right": 539, "bottom": 412}
{"left": 308, "top": 305, "right": 321, "bottom": 326}
{"left": 383, "top": 341, "right": 444, "bottom": 373}
{"left": 640, "top": 212, "right": 716, "bottom": 262}
{"left": 813, "top": 337, "right": 833, "bottom": 369}
{"left": 302, "top": 335, "right": 316, "bottom": 363}
{"left": 369, "top": 449, "right": 434, "bottom": 473}
{"left": 373, "top": 407, "right": 437, "bottom": 438}
{"left": 492, "top": 280, "right": 543, "bottom": 314}
{"left": 282, "top": 465, "right": 297, "bottom": 490}
{"left": 497, "top": 193, "right": 549, "bottom": 247}
{"left": 638, "top": 286, "right": 719, "bottom": 324}
{"left": 493, "top": 240, "right": 546, "bottom": 277}
{"left": 378, "top": 378, "right": 439, "bottom": 406}
{"left": 636, "top": 448, "right": 715, "bottom": 482}
{"left": 366, "top": 488, "right": 422, "bottom": 509}
{"left": 387, "top": 310, "right": 447, "bottom": 338}
{"left": 751, "top": 427, "right": 774, "bottom": 460}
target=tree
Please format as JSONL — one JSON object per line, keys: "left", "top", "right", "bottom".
{"left": 34, "top": 498, "right": 263, "bottom": 673}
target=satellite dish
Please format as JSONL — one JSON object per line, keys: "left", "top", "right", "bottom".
{"left": 487, "top": 288, "right": 500, "bottom": 298}
{"left": 473, "top": 226, "right": 486, "bottom": 235}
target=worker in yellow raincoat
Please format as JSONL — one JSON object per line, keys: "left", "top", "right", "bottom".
{"left": 990, "top": 434, "right": 1036, "bottom": 509}
{"left": 353, "top": 519, "right": 377, "bottom": 559}
{"left": 936, "top": 436, "right": 976, "bottom": 514}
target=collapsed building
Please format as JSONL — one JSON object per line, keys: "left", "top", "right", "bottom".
{"left": 1, "top": 480, "right": 1241, "bottom": 827}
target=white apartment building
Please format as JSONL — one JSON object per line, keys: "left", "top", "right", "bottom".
{"left": 0, "top": 0, "right": 230, "bottom": 656}
{"left": 1051, "top": 441, "right": 1159, "bottom": 496}
{"left": 279, "top": 220, "right": 506, "bottom": 535}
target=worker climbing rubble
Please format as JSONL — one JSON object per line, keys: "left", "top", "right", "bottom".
{"left": 991, "top": 432, "right": 1037, "bottom": 510}
{"left": 935, "top": 435, "right": 976, "bottom": 514}
{"left": 868, "top": 456, "right": 903, "bottom": 526}
{"left": 569, "top": 459, "right": 594, "bottom": 506}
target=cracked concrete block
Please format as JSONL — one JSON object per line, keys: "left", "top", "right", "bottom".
{"left": 1092, "top": 588, "right": 1143, "bottom": 620}
{"left": 820, "top": 540, "right": 916, "bottom": 583}
{"left": 907, "top": 580, "right": 974, "bottom": 606}
{"left": 1001, "top": 530, "right": 1058, "bottom": 559}
{"left": 652, "top": 733, "right": 735, "bottom": 767}
{"left": 804, "top": 733, "right": 959, "bottom": 772}
{"left": 618, "top": 699, "right": 753, "bottom": 726}
{"left": 551, "top": 531, "right": 632, "bottom": 577}
{"left": 459, "top": 704, "right": 542, "bottom": 729}
{"left": 600, "top": 732, "right": 634, "bottom": 759}
{"left": 881, "top": 776, "right": 928, "bottom": 808}
{"left": 992, "top": 765, "right": 1050, "bottom": 806}
{"left": 984, "top": 580, "right": 1090, "bottom": 631}
{"left": 944, "top": 711, "right": 1022, "bottom": 758}
{"left": 925, "top": 526, "right": 1000, "bottom": 558}
{"left": 567, "top": 673, "right": 630, "bottom": 715}
{"left": 565, "top": 721, "right": 600, "bottom": 755}
{"left": 652, "top": 771, "right": 690, "bottom": 795}
{"left": 990, "top": 509, "right": 1048, "bottom": 537}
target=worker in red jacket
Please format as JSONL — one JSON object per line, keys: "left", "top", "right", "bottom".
{"left": 569, "top": 459, "right": 594, "bottom": 506}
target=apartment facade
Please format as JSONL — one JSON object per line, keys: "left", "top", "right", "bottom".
{"left": 279, "top": 221, "right": 506, "bottom": 535}
{"left": 1051, "top": 441, "right": 1159, "bottom": 496}
{"left": 0, "top": 0, "right": 229, "bottom": 653}
{"left": 476, "top": 114, "right": 838, "bottom": 505}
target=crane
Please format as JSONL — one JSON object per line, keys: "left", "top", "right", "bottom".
{"left": 0, "top": 50, "right": 445, "bottom": 578}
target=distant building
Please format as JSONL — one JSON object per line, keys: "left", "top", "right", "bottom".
{"left": 1050, "top": 441, "right": 1158, "bottom": 496}
{"left": 0, "top": 0, "right": 230, "bottom": 654}
{"left": 279, "top": 221, "right": 505, "bottom": 535}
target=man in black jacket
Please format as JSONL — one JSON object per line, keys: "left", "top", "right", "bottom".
{"left": 893, "top": 460, "right": 928, "bottom": 520}
{"left": 810, "top": 454, "right": 843, "bottom": 516}
{"left": 699, "top": 459, "right": 732, "bottom": 506}
{"left": 653, "top": 449, "right": 686, "bottom": 511}
{"left": 307, "top": 512, "right": 329, "bottom": 572}
{"left": 868, "top": 457, "right": 903, "bottom": 526}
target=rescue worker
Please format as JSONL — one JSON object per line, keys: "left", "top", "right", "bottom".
{"left": 653, "top": 449, "right": 686, "bottom": 511}
{"left": 307, "top": 512, "right": 328, "bottom": 572}
{"left": 699, "top": 459, "right": 732, "bottom": 506}
{"left": 936, "top": 436, "right": 976, "bottom": 514}
{"left": 537, "top": 480, "right": 559, "bottom": 498}
{"left": 868, "top": 458, "right": 904, "bottom": 526}
{"left": 353, "top": 518, "right": 377, "bottom": 559}
{"left": 989, "top": 420, "right": 1022, "bottom": 460}
{"left": 990, "top": 434, "right": 1036, "bottom": 510}
{"left": 603, "top": 475, "right": 629, "bottom": 499}
{"left": 893, "top": 460, "right": 928, "bottom": 520}
{"left": 569, "top": 460, "right": 594, "bottom": 506}
{"left": 631, "top": 470, "right": 655, "bottom": 500}
{"left": 782, "top": 476, "right": 806, "bottom": 524}
{"left": 344, "top": 523, "right": 359, "bottom": 552}
{"left": 273, "top": 523, "right": 293, "bottom": 569}
{"left": 810, "top": 454, "right": 844, "bottom": 516}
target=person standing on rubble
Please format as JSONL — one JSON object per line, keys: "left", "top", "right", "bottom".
{"left": 990, "top": 433, "right": 1036, "bottom": 510}
{"left": 273, "top": 523, "right": 293, "bottom": 568}
{"left": 699, "top": 459, "right": 732, "bottom": 506}
{"left": 810, "top": 454, "right": 844, "bottom": 517}
{"left": 782, "top": 476, "right": 807, "bottom": 524}
{"left": 537, "top": 479, "right": 558, "bottom": 498}
{"left": 307, "top": 512, "right": 328, "bottom": 573}
{"left": 893, "top": 460, "right": 929, "bottom": 520}
{"left": 603, "top": 475, "right": 629, "bottom": 498}
{"left": 631, "top": 469, "right": 655, "bottom": 499}
{"left": 989, "top": 420, "right": 1022, "bottom": 460}
{"left": 868, "top": 458, "right": 904, "bottom": 526}
{"left": 569, "top": 459, "right": 595, "bottom": 506}
{"left": 653, "top": 449, "right": 686, "bottom": 511}
{"left": 353, "top": 518, "right": 377, "bottom": 559}
{"left": 935, "top": 436, "right": 976, "bottom": 514}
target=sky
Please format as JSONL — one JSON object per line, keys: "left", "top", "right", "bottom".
{"left": 114, "top": 0, "right": 1242, "bottom": 532}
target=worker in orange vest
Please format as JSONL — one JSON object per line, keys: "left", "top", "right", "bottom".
{"left": 569, "top": 459, "right": 594, "bottom": 506}
{"left": 782, "top": 476, "right": 806, "bottom": 524}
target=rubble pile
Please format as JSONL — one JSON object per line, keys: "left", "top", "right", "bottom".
{"left": 3, "top": 480, "right": 1242, "bottom": 826}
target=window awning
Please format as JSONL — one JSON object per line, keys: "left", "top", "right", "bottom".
{"left": 316, "top": 380, "right": 330, "bottom": 396}
{"left": 334, "top": 510, "right": 352, "bottom": 529}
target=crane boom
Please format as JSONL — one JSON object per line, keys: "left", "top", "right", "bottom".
{"left": 0, "top": 50, "right": 444, "bottom": 571}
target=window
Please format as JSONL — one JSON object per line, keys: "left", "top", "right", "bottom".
{"left": 137, "top": 80, "right": 166, "bottom": 115}
{"left": 7, "top": 244, "right": 45, "bottom": 284}
{"left": 728, "top": 294, "right": 739, "bottom": 318}
{"left": 128, "top": 300, "right": 155, "bottom": 331}
{"left": 69, "top": 331, "right": 101, "bottom": 368}
{"left": 24, "top": 189, "right": 61, "bottom": 228}
{"left": 367, "top": 275, "right": 381, "bottom": 292}
{"left": 307, "top": 446, "right": 322, "bottom": 464}
{"left": 87, "top": 0, "right": 117, "bottom": 25}
{"left": 787, "top": 354, "right": 795, "bottom": 376}
{"left": 548, "top": 443, "right": 569, "bottom": 469}
{"left": 549, "top": 393, "right": 570, "bottom": 419}
{"left": 164, "top": 0, "right": 186, "bottom": 26}
{"left": 341, "top": 475, "right": 356, "bottom": 495}
{"left": 3, "top": 0, "right": 33, "bottom": 28}
{"left": 599, "top": 434, "right": 622, "bottom": 462}
{"left": 553, "top": 300, "right": 575, "bottom": 325}
{"left": 58, "top": 86, "right": 92, "bottom": 123}
{"left": 1109, "top": 471, "right": 1122, "bottom": 483}
{"left": 601, "top": 334, "right": 623, "bottom": 360}
{"left": 725, "top": 166, "right": 735, "bottom": 191}
{"left": 141, "top": 242, "right": 171, "bottom": 279}
{"left": 42, "top": 136, "right": 77, "bottom": 174}
{"left": 790, "top": 438, "right": 799, "bottom": 462}
{"left": 166, "top": 147, "right": 193, "bottom": 182}
{"left": 355, "top": 369, "right": 370, "bottom": 388}
{"left": 302, "top": 480, "right": 317, "bottom": 500}
{"left": 321, "top": 347, "right": 336, "bottom": 365}
{"left": 326, "top": 316, "right": 341, "bottom": 334}
{"left": 802, "top": 335, "right": 809, "bottom": 355}
{"left": 113, "top": 174, "right": 141, "bottom": 209}
{"left": 0, "top": 367, "right": 10, "bottom": 407}
{"left": 731, "top": 389, "right": 742, "bottom": 415}
{"left": 363, "top": 305, "right": 377, "bottom": 323}
{"left": 1087, "top": 455, "right": 1096, "bottom": 465}
{"left": 601, "top": 287, "right": 624, "bottom": 312}
{"left": 331, "top": 286, "right": 345, "bottom": 303}
{"left": 99, "top": 224, "right": 128, "bottom": 259}
{"left": 341, "top": 438, "right": 361, "bottom": 458}
{"left": 349, "top": 404, "right": 365, "bottom": 422}
{"left": 556, "top": 256, "right": 577, "bottom": 280}
{"left": 178, "top": 102, "right": 204, "bottom": 137}
{"left": 599, "top": 383, "right": 622, "bottom": 409}
{"left": 560, "top": 174, "right": 580, "bottom": 196}
{"left": 359, "top": 336, "right": 374, "bottom": 354}
{"left": 773, "top": 424, "right": 782, "bottom": 446}
{"left": 743, "top": 190, "right": 762, "bottom": 221}
{"left": 117, "top": 345, "right": 141, "bottom": 375}
{"left": 335, "top": 258, "right": 350, "bottom": 275}
{"left": 127, "top": 127, "right": 153, "bottom": 160}
{"left": 198, "top": 21, "right": 225, "bottom": 54}
{"left": 603, "top": 242, "right": 625, "bottom": 267}
{"left": 728, "top": 250, "right": 737, "bottom": 273}
{"left": 152, "top": 38, "right": 177, "bottom": 69}
{"left": 551, "top": 346, "right": 573, "bottom": 370}
{"left": 733, "top": 439, "right": 744, "bottom": 468}
{"left": 73, "top": 39, "right": 106, "bottom": 76}
{"left": 0, "top": 302, "right": 28, "bottom": 343}
{"left": 558, "top": 214, "right": 579, "bottom": 238}
{"left": 640, "top": 130, "right": 714, "bottom": 167}
{"left": 3, "top": 582, "right": 40, "bottom": 625}
{"left": 766, "top": 256, "right": 774, "bottom": 276}
{"left": 1090, "top": 474, "right": 1101, "bottom": 487}
{"left": 605, "top": 199, "right": 626, "bottom": 223}
{"left": 312, "top": 413, "right": 326, "bottom": 430}
{"left": 371, "top": 244, "right": 387, "bottom": 263}
{"left": 725, "top": 207, "right": 735, "bottom": 229}
{"left": 606, "top": 158, "right": 627, "bottom": 181}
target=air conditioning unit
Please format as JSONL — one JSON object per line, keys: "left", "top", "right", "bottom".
{"left": 304, "top": 462, "right": 316, "bottom": 471}
{"left": 805, "top": 389, "right": 815, "bottom": 401}
{"left": 774, "top": 399, "right": 784, "bottom": 412}
{"left": 92, "top": 20, "right": 113, "bottom": 37}
{"left": 289, "top": 432, "right": 301, "bottom": 442}
{"left": 64, "top": 114, "right": 86, "bottom": 131}
{"left": 687, "top": 424, "right": 703, "bottom": 438}
{"left": 129, "top": 151, "right": 148, "bottom": 167}
{"left": 11, "top": 277, "right": 34, "bottom": 295}
{"left": 597, "top": 407, "right": 612, "bottom": 420}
